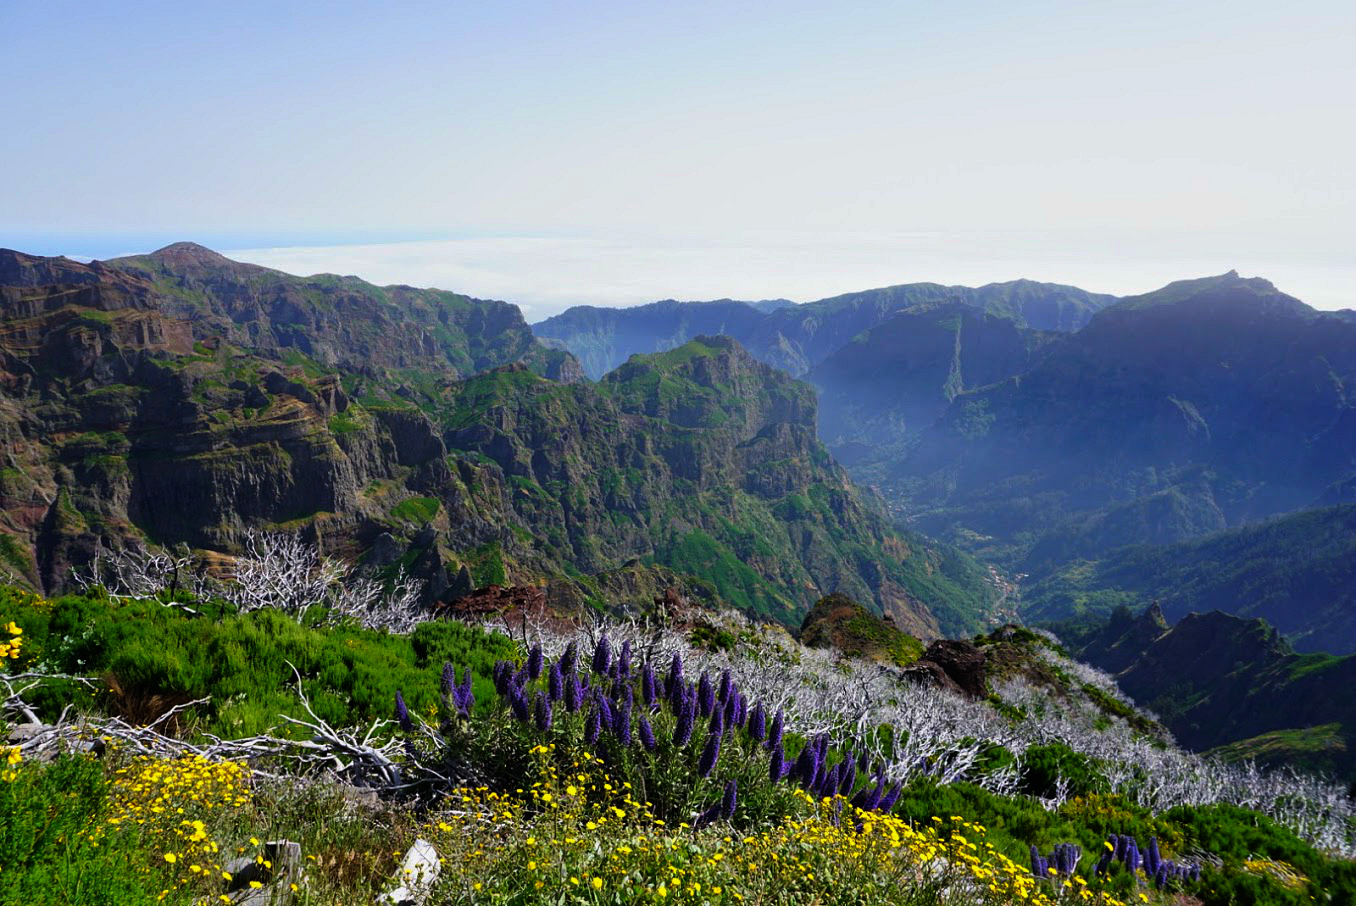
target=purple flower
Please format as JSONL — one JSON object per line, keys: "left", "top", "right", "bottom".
{"left": 456, "top": 668, "right": 474, "bottom": 716}
{"left": 666, "top": 651, "right": 684, "bottom": 698}
{"left": 748, "top": 703, "right": 766, "bottom": 741}
{"left": 877, "top": 782, "right": 901, "bottom": 812}
{"left": 791, "top": 745, "right": 816, "bottom": 787}
{"left": 642, "top": 664, "right": 657, "bottom": 709}
{"left": 709, "top": 703, "right": 725, "bottom": 736}
{"left": 619, "top": 640, "right": 632, "bottom": 677}
{"left": 591, "top": 635, "right": 612, "bottom": 675}
{"left": 394, "top": 690, "right": 413, "bottom": 732}
{"left": 565, "top": 672, "right": 583, "bottom": 713}
{"left": 692, "top": 802, "right": 722, "bottom": 831}
{"left": 594, "top": 693, "right": 614, "bottom": 729}
{"left": 492, "top": 660, "right": 512, "bottom": 696}
{"left": 441, "top": 662, "right": 456, "bottom": 694}
{"left": 697, "top": 673, "right": 715, "bottom": 716}
{"left": 770, "top": 743, "right": 787, "bottom": 782}
{"left": 817, "top": 763, "right": 840, "bottom": 800}
{"left": 697, "top": 726, "right": 722, "bottom": 777}
{"left": 527, "top": 643, "right": 544, "bottom": 680}
{"left": 533, "top": 692, "right": 553, "bottom": 732}
{"left": 1030, "top": 846, "right": 1046, "bottom": 879}
{"left": 721, "top": 693, "right": 737, "bottom": 731}
{"left": 673, "top": 691, "right": 695, "bottom": 746}
{"left": 560, "top": 640, "right": 578, "bottom": 675}
{"left": 839, "top": 761, "right": 857, "bottom": 796}
{"left": 766, "top": 709, "right": 784, "bottom": 751}
{"left": 584, "top": 706, "right": 602, "bottom": 744}
{"left": 639, "top": 716, "right": 657, "bottom": 751}
{"left": 548, "top": 662, "right": 564, "bottom": 702}
{"left": 510, "top": 689, "right": 531, "bottom": 723}
{"left": 721, "top": 779, "right": 737, "bottom": 819}
{"left": 614, "top": 692, "right": 633, "bottom": 746}
{"left": 1146, "top": 837, "right": 1161, "bottom": 876}
{"left": 717, "top": 669, "right": 732, "bottom": 704}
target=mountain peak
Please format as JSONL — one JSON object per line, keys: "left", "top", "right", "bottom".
{"left": 146, "top": 241, "right": 233, "bottom": 263}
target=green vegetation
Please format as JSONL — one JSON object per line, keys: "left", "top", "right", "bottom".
{"left": 389, "top": 496, "right": 441, "bottom": 524}
{"left": 1, "top": 586, "right": 513, "bottom": 738}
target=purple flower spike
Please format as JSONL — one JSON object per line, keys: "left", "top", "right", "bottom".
{"left": 673, "top": 691, "right": 695, "bottom": 746}
{"left": 748, "top": 703, "right": 766, "bottom": 741}
{"left": 533, "top": 692, "right": 553, "bottom": 732}
{"left": 614, "top": 692, "right": 633, "bottom": 746}
{"left": 697, "top": 673, "right": 715, "bottom": 716}
{"left": 441, "top": 662, "right": 456, "bottom": 694}
{"left": 527, "top": 643, "right": 544, "bottom": 680}
{"left": 697, "top": 726, "right": 722, "bottom": 777}
{"left": 584, "top": 706, "right": 602, "bottom": 744}
{"left": 619, "top": 640, "right": 632, "bottom": 677}
{"left": 642, "top": 664, "right": 657, "bottom": 708}
{"left": 666, "top": 651, "right": 684, "bottom": 699}
{"left": 877, "top": 782, "right": 902, "bottom": 812}
{"left": 394, "top": 690, "right": 413, "bottom": 732}
{"left": 639, "top": 716, "right": 657, "bottom": 751}
{"left": 766, "top": 709, "right": 784, "bottom": 750}
{"left": 839, "top": 761, "right": 857, "bottom": 796}
{"left": 770, "top": 743, "right": 787, "bottom": 782}
{"left": 721, "top": 779, "right": 738, "bottom": 819}
{"left": 560, "top": 640, "right": 578, "bottom": 675}
{"left": 456, "top": 668, "right": 475, "bottom": 716}
{"left": 693, "top": 802, "right": 721, "bottom": 831}
{"left": 591, "top": 635, "right": 612, "bottom": 675}
{"left": 548, "top": 661, "right": 564, "bottom": 702}
{"left": 510, "top": 689, "right": 531, "bottom": 723}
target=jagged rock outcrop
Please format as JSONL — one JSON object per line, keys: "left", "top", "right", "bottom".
{"left": 901, "top": 639, "right": 988, "bottom": 698}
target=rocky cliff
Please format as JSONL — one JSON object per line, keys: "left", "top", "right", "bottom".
{"left": 0, "top": 246, "right": 995, "bottom": 635}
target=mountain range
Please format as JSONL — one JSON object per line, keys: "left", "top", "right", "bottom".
{"left": 0, "top": 243, "right": 996, "bottom": 636}
{"left": 538, "top": 272, "right": 1356, "bottom": 582}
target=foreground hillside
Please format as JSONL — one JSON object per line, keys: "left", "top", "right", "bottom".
{"left": 0, "top": 245, "right": 992, "bottom": 634}
{"left": 4, "top": 576, "right": 1355, "bottom": 904}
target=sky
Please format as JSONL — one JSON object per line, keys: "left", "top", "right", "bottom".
{"left": 2, "top": 0, "right": 1351, "bottom": 317}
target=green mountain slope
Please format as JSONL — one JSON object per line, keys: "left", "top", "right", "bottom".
{"left": 899, "top": 272, "right": 1356, "bottom": 567}
{"left": 1069, "top": 604, "right": 1356, "bottom": 780}
{"left": 1023, "top": 504, "right": 1356, "bottom": 653}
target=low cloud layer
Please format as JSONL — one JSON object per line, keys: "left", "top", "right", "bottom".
{"left": 225, "top": 233, "right": 1352, "bottom": 322}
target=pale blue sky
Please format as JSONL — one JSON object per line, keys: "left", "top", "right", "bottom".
{"left": 2, "top": 0, "right": 1351, "bottom": 313}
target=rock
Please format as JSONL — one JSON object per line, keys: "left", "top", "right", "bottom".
{"left": 377, "top": 838, "right": 440, "bottom": 905}
{"left": 223, "top": 840, "right": 303, "bottom": 904}
{"left": 900, "top": 639, "right": 988, "bottom": 698}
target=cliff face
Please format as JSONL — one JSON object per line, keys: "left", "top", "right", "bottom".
{"left": 438, "top": 337, "right": 969, "bottom": 634}
{"left": 0, "top": 247, "right": 992, "bottom": 635}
